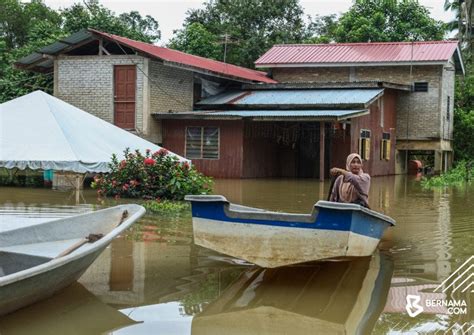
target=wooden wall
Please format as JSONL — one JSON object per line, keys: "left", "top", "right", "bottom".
{"left": 162, "top": 119, "right": 244, "bottom": 178}
{"left": 350, "top": 89, "right": 398, "bottom": 176}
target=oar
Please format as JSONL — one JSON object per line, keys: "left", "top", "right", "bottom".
{"left": 326, "top": 175, "right": 337, "bottom": 201}
{"left": 55, "top": 233, "right": 104, "bottom": 259}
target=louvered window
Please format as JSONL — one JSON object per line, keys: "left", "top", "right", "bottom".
{"left": 413, "top": 82, "right": 428, "bottom": 92}
{"left": 380, "top": 132, "right": 391, "bottom": 160}
{"left": 359, "top": 129, "right": 371, "bottom": 160}
{"left": 185, "top": 127, "right": 219, "bottom": 159}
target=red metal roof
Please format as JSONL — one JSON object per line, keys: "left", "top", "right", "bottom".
{"left": 255, "top": 41, "right": 460, "bottom": 67}
{"left": 89, "top": 29, "right": 276, "bottom": 83}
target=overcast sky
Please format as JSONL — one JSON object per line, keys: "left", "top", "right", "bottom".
{"left": 43, "top": 0, "right": 455, "bottom": 45}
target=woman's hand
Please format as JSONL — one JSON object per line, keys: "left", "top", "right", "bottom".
{"left": 330, "top": 168, "right": 342, "bottom": 176}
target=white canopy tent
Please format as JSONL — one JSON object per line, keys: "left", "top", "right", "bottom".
{"left": 0, "top": 91, "right": 188, "bottom": 173}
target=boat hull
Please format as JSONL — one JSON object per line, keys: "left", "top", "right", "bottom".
{"left": 0, "top": 204, "right": 145, "bottom": 316}
{"left": 186, "top": 195, "right": 395, "bottom": 268}
{"left": 0, "top": 247, "right": 104, "bottom": 316}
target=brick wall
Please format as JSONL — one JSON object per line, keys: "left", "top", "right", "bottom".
{"left": 149, "top": 61, "right": 194, "bottom": 113}
{"left": 440, "top": 58, "right": 455, "bottom": 141}
{"left": 56, "top": 55, "right": 145, "bottom": 131}
{"left": 272, "top": 65, "right": 446, "bottom": 141}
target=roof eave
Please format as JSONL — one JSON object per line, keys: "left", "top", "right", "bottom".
{"left": 255, "top": 61, "right": 450, "bottom": 68}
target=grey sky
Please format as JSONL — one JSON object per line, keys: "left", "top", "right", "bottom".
{"left": 43, "top": 0, "right": 455, "bottom": 45}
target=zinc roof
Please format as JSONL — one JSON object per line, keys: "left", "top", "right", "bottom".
{"left": 153, "top": 109, "right": 368, "bottom": 121}
{"left": 197, "top": 89, "right": 383, "bottom": 108}
{"left": 255, "top": 41, "right": 461, "bottom": 68}
{"left": 16, "top": 29, "right": 276, "bottom": 83}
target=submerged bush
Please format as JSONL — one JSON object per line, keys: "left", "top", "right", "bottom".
{"left": 142, "top": 199, "right": 190, "bottom": 216}
{"left": 91, "top": 148, "right": 212, "bottom": 200}
{"left": 421, "top": 160, "right": 473, "bottom": 188}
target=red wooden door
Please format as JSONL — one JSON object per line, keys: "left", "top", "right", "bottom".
{"left": 114, "top": 65, "right": 136, "bottom": 129}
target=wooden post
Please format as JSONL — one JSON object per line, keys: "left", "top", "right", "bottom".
{"left": 319, "top": 121, "right": 325, "bottom": 181}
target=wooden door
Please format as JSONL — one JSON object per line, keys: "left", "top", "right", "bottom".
{"left": 114, "top": 65, "right": 136, "bottom": 129}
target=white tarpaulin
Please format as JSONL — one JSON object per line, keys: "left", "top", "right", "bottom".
{"left": 0, "top": 91, "right": 188, "bottom": 173}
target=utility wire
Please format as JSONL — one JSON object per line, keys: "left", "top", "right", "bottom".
{"left": 113, "top": 40, "right": 194, "bottom": 111}
{"left": 81, "top": 0, "right": 193, "bottom": 111}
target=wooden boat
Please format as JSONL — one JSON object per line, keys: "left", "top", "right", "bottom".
{"left": 0, "top": 204, "right": 145, "bottom": 316}
{"left": 185, "top": 195, "right": 395, "bottom": 268}
{"left": 192, "top": 252, "right": 393, "bottom": 335}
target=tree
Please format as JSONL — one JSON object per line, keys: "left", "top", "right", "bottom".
{"left": 171, "top": 0, "right": 309, "bottom": 68}
{"left": 168, "top": 23, "right": 221, "bottom": 60}
{"left": 0, "top": 0, "right": 161, "bottom": 103}
{"left": 305, "top": 14, "right": 338, "bottom": 43}
{"left": 61, "top": 0, "right": 160, "bottom": 43}
{"left": 332, "top": 0, "right": 446, "bottom": 42}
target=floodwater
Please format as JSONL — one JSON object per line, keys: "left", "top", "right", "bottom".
{"left": 0, "top": 176, "right": 472, "bottom": 334}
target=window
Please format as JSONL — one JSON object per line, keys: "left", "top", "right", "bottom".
{"left": 413, "top": 82, "right": 429, "bottom": 92}
{"left": 185, "top": 127, "right": 219, "bottom": 159}
{"left": 447, "top": 96, "right": 451, "bottom": 121}
{"left": 359, "top": 129, "right": 371, "bottom": 160}
{"left": 380, "top": 132, "right": 391, "bottom": 160}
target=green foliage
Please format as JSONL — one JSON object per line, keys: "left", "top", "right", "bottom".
{"left": 61, "top": 1, "right": 160, "bottom": 43}
{"left": 421, "top": 161, "right": 473, "bottom": 188}
{"left": 142, "top": 199, "right": 191, "bottom": 216}
{"left": 0, "top": 168, "right": 44, "bottom": 187}
{"left": 453, "top": 64, "right": 474, "bottom": 161}
{"left": 331, "top": 0, "right": 445, "bottom": 42}
{"left": 91, "top": 148, "right": 213, "bottom": 200}
{"left": 168, "top": 23, "right": 221, "bottom": 60}
{"left": 171, "top": 0, "right": 308, "bottom": 68}
{"left": 0, "top": 0, "right": 160, "bottom": 103}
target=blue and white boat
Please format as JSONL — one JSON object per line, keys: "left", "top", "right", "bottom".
{"left": 185, "top": 195, "right": 395, "bottom": 268}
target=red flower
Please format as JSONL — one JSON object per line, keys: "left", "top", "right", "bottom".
{"left": 183, "top": 162, "right": 190, "bottom": 170}
{"left": 114, "top": 194, "right": 121, "bottom": 200}
{"left": 144, "top": 158, "right": 156, "bottom": 166}
{"left": 112, "top": 180, "right": 117, "bottom": 187}
{"left": 158, "top": 148, "right": 168, "bottom": 156}
{"left": 122, "top": 183, "right": 129, "bottom": 191}
{"left": 119, "top": 160, "right": 127, "bottom": 169}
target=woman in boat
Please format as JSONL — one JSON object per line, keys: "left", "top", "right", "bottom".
{"left": 329, "top": 153, "right": 370, "bottom": 208}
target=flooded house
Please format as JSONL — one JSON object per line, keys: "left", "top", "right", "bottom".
{"left": 255, "top": 41, "right": 465, "bottom": 174}
{"left": 16, "top": 31, "right": 464, "bottom": 178}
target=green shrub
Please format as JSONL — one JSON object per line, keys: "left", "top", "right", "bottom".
{"left": 91, "top": 148, "right": 213, "bottom": 200}
{"left": 142, "top": 199, "right": 190, "bottom": 216}
{"left": 421, "top": 160, "right": 473, "bottom": 188}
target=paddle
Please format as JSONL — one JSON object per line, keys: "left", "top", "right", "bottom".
{"left": 55, "top": 234, "right": 104, "bottom": 259}
{"left": 326, "top": 175, "right": 337, "bottom": 201}
{"left": 55, "top": 210, "right": 129, "bottom": 259}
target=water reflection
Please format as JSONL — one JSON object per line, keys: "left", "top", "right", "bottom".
{"left": 0, "top": 283, "right": 136, "bottom": 335}
{"left": 191, "top": 253, "right": 393, "bottom": 335}
{"left": 0, "top": 176, "right": 473, "bottom": 334}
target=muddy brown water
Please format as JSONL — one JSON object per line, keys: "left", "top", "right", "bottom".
{"left": 0, "top": 176, "right": 472, "bottom": 334}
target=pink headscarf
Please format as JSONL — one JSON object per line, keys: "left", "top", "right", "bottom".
{"left": 338, "top": 153, "right": 368, "bottom": 204}
{"left": 346, "top": 153, "right": 363, "bottom": 174}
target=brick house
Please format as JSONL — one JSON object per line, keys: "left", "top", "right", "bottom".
{"left": 255, "top": 42, "right": 465, "bottom": 174}
{"left": 15, "top": 28, "right": 275, "bottom": 146}
{"left": 16, "top": 31, "right": 463, "bottom": 178}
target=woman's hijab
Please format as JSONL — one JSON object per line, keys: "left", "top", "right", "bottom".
{"left": 339, "top": 153, "right": 363, "bottom": 203}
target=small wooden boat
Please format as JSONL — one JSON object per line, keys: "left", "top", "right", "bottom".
{"left": 185, "top": 195, "right": 395, "bottom": 268}
{"left": 0, "top": 204, "right": 145, "bottom": 316}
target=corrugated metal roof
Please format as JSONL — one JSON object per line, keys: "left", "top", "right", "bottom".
{"left": 153, "top": 109, "right": 368, "bottom": 121}
{"left": 90, "top": 29, "right": 276, "bottom": 83}
{"left": 198, "top": 89, "right": 383, "bottom": 106}
{"left": 16, "top": 29, "right": 277, "bottom": 83}
{"left": 255, "top": 41, "right": 459, "bottom": 67}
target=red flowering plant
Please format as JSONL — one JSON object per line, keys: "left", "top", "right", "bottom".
{"left": 91, "top": 148, "right": 212, "bottom": 200}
